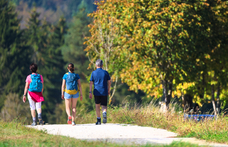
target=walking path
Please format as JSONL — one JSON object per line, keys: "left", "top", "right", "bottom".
{"left": 27, "top": 123, "right": 228, "bottom": 146}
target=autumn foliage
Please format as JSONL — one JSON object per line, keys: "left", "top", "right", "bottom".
{"left": 85, "top": 0, "right": 228, "bottom": 113}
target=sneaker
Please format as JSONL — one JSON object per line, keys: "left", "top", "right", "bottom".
{"left": 67, "top": 116, "right": 72, "bottom": 124}
{"left": 72, "top": 121, "right": 76, "bottom": 126}
{"left": 103, "top": 112, "right": 107, "bottom": 124}
{"left": 38, "top": 117, "right": 43, "bottom": 125}
{"left": 96, "top": 118, "right": 101, "bottom": 125}
{"left": 31, "top": 122, "right": 36, "bottom": 126}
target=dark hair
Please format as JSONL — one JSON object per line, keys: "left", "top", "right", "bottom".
{"left": 68, "top": 63, "right": 74, "bottom": 72}
{"left": 30, "top": 63, "right": 37, "bottom": 73}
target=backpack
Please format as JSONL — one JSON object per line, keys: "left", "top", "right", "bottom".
{"left": 29, "top": 74, "right": 43, "bottom": 92}
{"left": 65, "top": 72, "right": 79, "bottom": 95}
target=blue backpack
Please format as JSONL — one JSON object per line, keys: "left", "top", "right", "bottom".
{"left": 29, "top": 74, "right": 43, "bottom": 92}
{"left": 65, "top": 72, "right": 79, "bottom": 95}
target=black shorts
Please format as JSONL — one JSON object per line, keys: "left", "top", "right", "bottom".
{"left": 94, "top": 95, "right": 108, "bottom": 106}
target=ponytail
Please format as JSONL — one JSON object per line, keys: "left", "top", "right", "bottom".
{"left": 68, "top": 63, "right": 74, "bottom": 72}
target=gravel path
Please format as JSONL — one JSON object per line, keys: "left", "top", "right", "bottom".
{"left": 27, "top": 123, "right": 228, "bottom": 146}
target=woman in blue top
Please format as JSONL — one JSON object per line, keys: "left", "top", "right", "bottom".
{"left": 61, "top": 63, "right": 83, "bottom": 126}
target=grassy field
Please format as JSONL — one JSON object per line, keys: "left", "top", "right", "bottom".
{"left": 74, "top": 104, "right": 228, "bottom": 144}
{"left": 0, "top": 120, "right": 202, "bottom": 147}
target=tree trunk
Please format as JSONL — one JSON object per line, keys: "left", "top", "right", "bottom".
{"left": 216, "top": 83, "right": 220, "bottom": 115}
{"left": 108, "top": 76, "right": 118, "bottom": 105}
{"left": 201, "top": 73, "right": 205, "bottom": 99}
{"left": 211, "top": 84, "right": 217, "bottom": 115}
{"left": 160, "top": 80, "right": 168, "bottom": 112}
{"left": 181, "top": 83, "right": 185, "bottom": 109}
{"left": 167, "top": 81, "right": 173, "bottom": 106}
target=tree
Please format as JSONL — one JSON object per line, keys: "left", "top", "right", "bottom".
{"left": 62, "top": 4, "right": 92, "bottom": 80}
{"left": 85, "top": 0, "right": 130, "bottom": 104}
{"left": 0, "top": 0, "right": 31, "bottom": 110}
{"left": 86, "top": 0, "right": 193, "bottom": 109}
{"left": 45, "top": 17, "right": 67, "bottom": 122}
{"left": 86, "top": 0, "right": 228, "bottom": 112}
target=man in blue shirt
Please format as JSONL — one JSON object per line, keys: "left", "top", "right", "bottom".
{"left": 89, "top": 59, "right": 111, "bottom": 125}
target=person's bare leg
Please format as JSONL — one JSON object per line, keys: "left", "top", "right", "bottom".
{"left": 71, "top": 98, "right": 78, "bottom": 123}
{"left": 36, "top": 107, "right": 43, "bottom": 124}
{"left": 37, "top": 108, "right": 41, "bottom": 114}
{"left": 31, "top": 110, "right": 36, "bottom": 125}
{"left": 102, "top": 105, "right": 107, "bottom": 113}
{"left": 95, "top": 104, "right": 101, "bottom": 125}
{"left": 31, "top": 110, "right": 36, "bottom": 118}
{"left": 102, "top": 105, "right": 107, "bottom": 123}
{"left": 96, "top": 104, "right": 101, "bottom": 118}
{"left": 35, "top": 102, "right": 43, "bottom": 124}
{"left": 65, "top": 99, "right": 71, "bottom": 117}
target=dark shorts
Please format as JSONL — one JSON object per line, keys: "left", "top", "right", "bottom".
{"left": 94, "top": 95, "right": 108, "bottom": 106}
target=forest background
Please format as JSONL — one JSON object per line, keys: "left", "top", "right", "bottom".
{"left": 0, "top": 0, "right": 147, "bottom": 124}
{"left": 0, "top": 0, "right": 228, "bottom": 124}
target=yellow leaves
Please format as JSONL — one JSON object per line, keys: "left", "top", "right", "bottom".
{"left": 176, "top": 82, "right": 195, "bottom": 90}
{"left": 211, "top": 80, "right": 218, "bottom": 85}
{"left": 181, "top": 69, "right": 187, "bottom": 76}
{"left": 204, "top": 2, "right": 210, "bottom": 7}
{"left": 119, "top": 59, "right": 162, "bottom": 97}
{"left": 197, "top": 22, "right": 201, "bottom": 26}
{"left": 207, "top": 71, "right": 214, "bottom": 77}
{"left": 205, "top": 54, "right": 211, "bottom": 59}
{"left": 173, "top": 90, "right": 182, "bottom": 97}
{"left": 85, "top": 0, "right": 228, "bottom": 104}
{"left": 195, "top": 96, "right": 203, "bottom": 107}
{"left": 159, "top": 84, "right": 163, "bottom": 89}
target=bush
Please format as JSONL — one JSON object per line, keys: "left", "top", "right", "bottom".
{"left": 0, "top": 93, "right": 30, "bottom": 124}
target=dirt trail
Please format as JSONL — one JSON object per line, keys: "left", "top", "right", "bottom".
{"left": 27, "top": 123, "right": 228, "bottom": 146}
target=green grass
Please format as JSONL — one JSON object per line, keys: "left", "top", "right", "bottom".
{"left": 162, "top": 141, "right": 204, "bottom": 147}
{"left": 185, "top": 131, "right": 228, "bottom": 143}
{"left": 0, "top": 120, "right": 203, "bottom": 147}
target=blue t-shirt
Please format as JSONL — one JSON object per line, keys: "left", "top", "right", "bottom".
{"left": 90, "top": 68, "right": 110, "bottom": 96}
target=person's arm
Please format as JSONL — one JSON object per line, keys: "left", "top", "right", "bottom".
{"left": 61, "top": 79, "right": 66, "bottom": 100}
{"left": 42, "top": 83, "right": 44, "bottom": 93}
{"left": 89, "top": 81, "right": 93, "bottom": 99}
{"left": 108, "top": 80, "right": 111, "bottom": 95}
{"left": 78, "top": 79, "right": 83, "bottom": 101}
{"left": 23, "top": 82, "right": 29, "bottom": 103}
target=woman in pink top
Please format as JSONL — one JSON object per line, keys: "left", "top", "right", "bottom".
{"left": 23, "top": 63, "right": 44, "bottom": 126}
